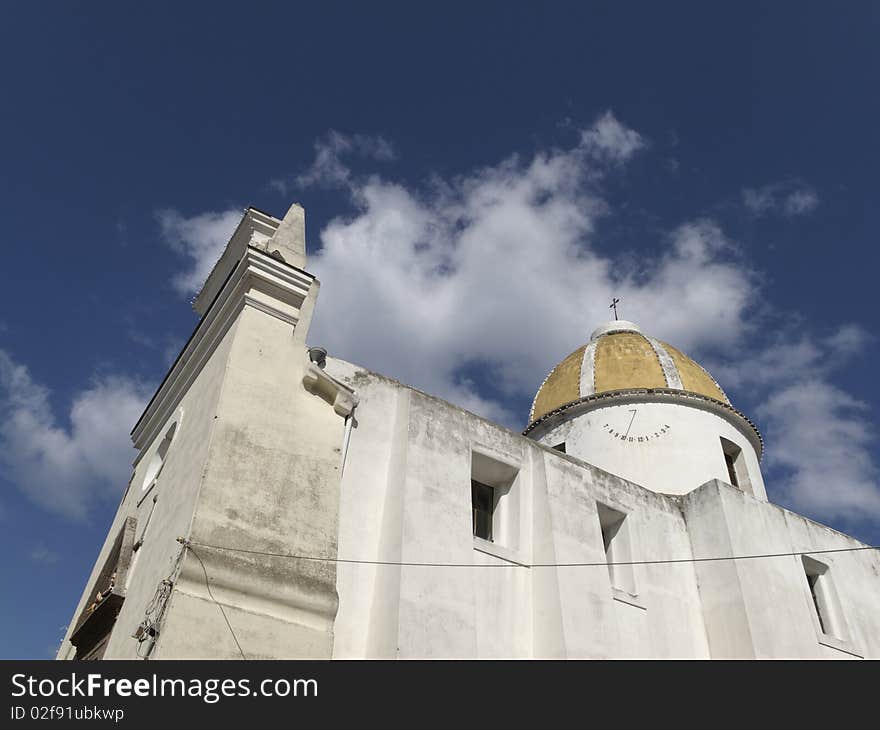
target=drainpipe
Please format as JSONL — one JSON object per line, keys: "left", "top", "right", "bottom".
{"left": 340, "top": 407, "right": 356, "bottom": 480}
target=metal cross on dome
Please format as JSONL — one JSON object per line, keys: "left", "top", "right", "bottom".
{"left": 609, "top": 297, "right": 620, "bottom": 320}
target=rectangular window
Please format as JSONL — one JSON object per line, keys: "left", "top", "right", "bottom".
{"left": 720, "top": 437, "right": 752, "bottom": 494}
{"left": 802, "top": 556, "right": 847, "bottom": 641}
{"left": 470, "top": 449, "right": 520, "bottom": 549}
{"left": 471, "top": 480, "right": 494, "bottom": 541}
{"left": 597, "top": 503, "right": 636, "bottom": 596}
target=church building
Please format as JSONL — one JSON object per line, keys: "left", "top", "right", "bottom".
{"left": 57, "top": 203, "right": 880, "bottom": 659}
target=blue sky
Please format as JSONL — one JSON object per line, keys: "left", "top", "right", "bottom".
{"left": 1, "top": 2, "right": 879, "bottom": 658}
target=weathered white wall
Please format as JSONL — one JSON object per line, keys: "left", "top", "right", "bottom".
{"left": 328, "top": 359, "right": 879, "bottom": 659}
{"left": 683, "top": 480, "right": 879, "bottom": 658}
{"left": 155, "top": 300, "right": 347, "bottom": 659}
{"left": 329, "top": 361, "right": 711, "bottom": 658}
{"left": 532, "top": 400, "right": 766, "bottom": 500}
{"left": 58, "top": 245, "right": 352, "bottom": 661}
{"left": 56, "top": 309, "right": 242, "bottom": 660}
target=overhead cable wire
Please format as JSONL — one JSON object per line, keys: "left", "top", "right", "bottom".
{"left": 182, "top": 539, "right": 878, "bottom": 570}
{"left": 175, "top": 538, "right": 876, "bottom": 660}
{"left": 184, "top": 542, "right": 247, "bottom": 659}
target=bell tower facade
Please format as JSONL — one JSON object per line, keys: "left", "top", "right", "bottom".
{"left": 57, "top": 203, "right": 357, "bottom": 659}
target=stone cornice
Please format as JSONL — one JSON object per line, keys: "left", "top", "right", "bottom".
{"left": 131, "top": 246, "right": 314, "bottom": 454}
{"left": 191, "top": 207, "right": 282, "bottom": 316}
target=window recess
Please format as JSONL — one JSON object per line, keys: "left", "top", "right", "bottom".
{"left": 720, "top": 437, "right": 753, "bottom": 495}
{"left": 597, "top": 503, "right": 637, "bottom": 598}
{"left": 470, "top": 450, "right": 521, "bottom": 550}
{"left": 802, "top": 556, "right": 848, "bottom": 643}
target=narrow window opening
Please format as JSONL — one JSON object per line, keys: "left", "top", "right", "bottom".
{"left": 552, "top": 442, "right": 566, "bottom": 453}
{"left": 724, "top": 451, "right": 739, "bottom": 487}
{"left": 802, "top": 556, "right": 847, "bottom": 641}
{"left": 806, "top": 572, "right": 826, "bottom": 634}
{"left": 471, "top": 480, "right": 494, "bottom": 542}
{"left": 720, "top": 437, "right": 752, "bottom": 494}
{"left": 597, "top": 503, "right": 636, "bottom": 596}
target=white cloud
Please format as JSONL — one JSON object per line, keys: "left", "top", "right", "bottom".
{"left": 710, "top": 325, "right": 872, "bottom": 390}
{"left": 742, "top": 187, "right": 775, "bottom": 215}
{"left": 157, "top": 208, "right": 243, "bottom": 296}
{"left": 0, "top": 350, "right": 151, "bottom": 520}
{"left": 709, "top": 324, "right": 880, "bottom": 523}
{"left": 297, "top": 130, "right": 396, "bottom": 189}
{"left": 302, "top": 113, "right": 755, "bottom": 428}
{"left": 742, "top": 180, "right": 819, "bottom": 217}
{"left": 758, "top": 379, "right": 880, "bottom": 523}
{"left": 579, "top": 110, "right": 646, "bottom": 163}
{"left": 268, "top": 178, "right": 289, "bottom": 197}
{"left": 825, "top": 323, "right": 871, "bottom": 357}
{"left": 30, "top": 543, "right": 59, "bottom": 564}
{"left": 783, "top": 188, "right": 819, "bottom": 216}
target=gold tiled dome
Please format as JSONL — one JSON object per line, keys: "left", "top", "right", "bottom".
{"left": 529, "top": 321, "right": 728, "bottom": 423}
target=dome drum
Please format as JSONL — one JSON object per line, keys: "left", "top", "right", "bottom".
{"left": 525, "top": 385, "right": 763, "bottom": 459}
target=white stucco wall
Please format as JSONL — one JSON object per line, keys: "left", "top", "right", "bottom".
{"left": 57, "top": 246, "right": 348, "bottom": 661}
{"left": 328, "top": 360, "right": 712, "bottom": 658}
{"left": 683, "top": 481, "right": 880, "bottom": 658}
{"left": 327, "top": 358, "right": 879, "bottom": 659}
